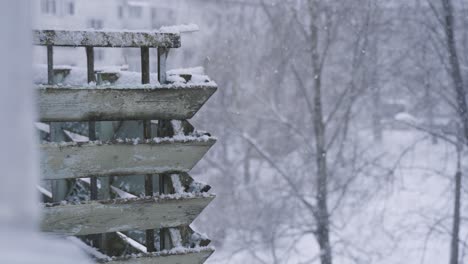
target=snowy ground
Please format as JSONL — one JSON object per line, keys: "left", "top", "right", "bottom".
{"left": 199, "top": 129, "right": 466, "bottom": 264}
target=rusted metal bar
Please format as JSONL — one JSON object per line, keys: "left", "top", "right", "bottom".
{"left": 88, "top": 122, "right": 98, "bottom": 202}
{"left": 50, "top": 123, "right": 68, "bottom": 202}
{"left": 86, "top": 46, "right": 98, "bottom": 200}
{"left": 157, "top": 47, "right": 172, "bottom": 196}
{"left": 86, "top": 47, "right": 96, "bottom": 83}
{"left": 141, "top": 47, "right": 150, "bottom": 84}
{"left": 157, "top": 47, "right": 174, "bottom": 251}
{"left": 144, "top": 120, "right": 155, "bottom": 252}
{"left": 158, "top": 48, "right": 168, "bottom": 84}
{"left": 141, "top": 47, "right": 156, "bottom": 252}
{"left": 86, "top": 45, "right": 101, "bottom": 248}
{"left": 144, "top": 120, "right": 153, "bottom": 198}
{"left": 145, "top": 228, "right": 156, "bottom": 252}
{"left": 47, "top": 46, "right": 69, "bottom": 202}
{"left": 157, "top": 48, "right": 174, "bottom": 250}
{"left": 90, "top": 178, "right": 98, "bottom": 200}
{"left": 47, "top": 45, "right": 53, "bottom": 85}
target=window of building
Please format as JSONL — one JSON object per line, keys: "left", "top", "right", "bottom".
{"left": 88, "top": 19, "right": 103, "bottom": 29}
{"left": 88, "top": 19, "right": 104, "bottom": 61}
{"left": 128, "top": 6, "right": 142, "bottom": 19}
{"left": 95, "top": 49, "right": 104, "bottom": 61}
{"left": 118, "top": 6, "right": 123, "bottom": 19}
{"left": 151, "top": 8, "right": 175, "bottom": 28}
{"left": 41, "top": 0, "right": 57, "bottom": 15}
{"left": 67, "top": 1, "right": 75, "bottom": 15}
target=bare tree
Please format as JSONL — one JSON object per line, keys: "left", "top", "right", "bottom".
{"left": 426, "top": 1, "right": 467, "bottom": 263}
{"left": 172, "top": 1, "right": 466, "bottom": 263}
{"left": 440, "top": 0, "right": 468, "bottom": 143}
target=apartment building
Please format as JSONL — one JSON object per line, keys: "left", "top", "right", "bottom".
{"left": 32, "top": 0, "right": 179, "bottom": 71}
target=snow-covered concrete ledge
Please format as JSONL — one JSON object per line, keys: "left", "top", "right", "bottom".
{"left": 103, "top": 246, "right": 215, "bottom": 264}
{"left": 41, "top": 194, "right": 215, "bottom": 236}
{"left": 37, "top": 82, "right": 218, "bottom": 89}
{"left": 37, "top": 85, "right": 217, "bottom": 122}
{"left": 40, "top": 136, "right": 216, "bottom": 180}
{"left": 41, "top": 134, "right": 217, "bottom": 147}
{"left": 33, "top": 29, "right": 181, "bottom": 48}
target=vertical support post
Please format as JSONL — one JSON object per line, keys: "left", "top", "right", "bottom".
{"left": 95, "top": 70, "right": 115, "bottom": 170}
{"left": 157, "top": 119, "right": 175, "bottom": 251}
{"left": 47, "top": 45, "right": 69, "bottom": 202}
{"left": 89, "top": 123, "right": 98, "bottom": 200}
{"left": 157, "top": 47, "right": 171, "bottom": 195}
{"left": 92, "top": 72, "right": 112, "bottom": 200}
{"left": 86, "top": 47, "right": 96, "bottom": 83}
{"left": 156, "top": 47, "right": 174, "bottom": 195}
{"left": 50, "top": 123, "right": 68, "bottom": 202}
{"left": 85, "top": 46, "right": 103, "bottom": 249}
{"left": 86, "top": 46, "right": 98, "bottom": 200}
{"left": 143, "top": 118, "right": 153, "bottom": 198}
{"left": 157, "top": 121, "right": 175, "bottom": 193}
{"left": 157, "top": 47, "right": 174, "bottom": 251}
{"left": 144, "top": 120, "right": 155, "bottom": 252}
{"left": 47, "top": 45, "right": 54, "bottom": 85}
{"left": 157, "top": 48, "right": 168, "bottom": 84}
{"left": 141, "top": 47, "right": 150, "bottom": 84}
{"left": 141, "top": 47, "right": 156, "bottom": 253}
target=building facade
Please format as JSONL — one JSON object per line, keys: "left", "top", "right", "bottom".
{"left": 33, "top": 0, "right": 179, "bottom": 71}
